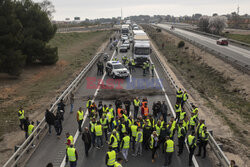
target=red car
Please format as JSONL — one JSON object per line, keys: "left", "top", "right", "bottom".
{"left": 216, "top": 38, "right": 229, "bottom": 46}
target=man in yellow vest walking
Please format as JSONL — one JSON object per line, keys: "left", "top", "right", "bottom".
{"left": 120, "top": 132, "right": 130, "bottom": 162}
{"left": 66, "top": 144, "right": 78, "bottom": 167}
{"left": 188, "top": 131, "right": 196, "bottom": 166}
{"left": 77, "top": 107, "right": 84, "bottom": 132}
{"left": 94, "top": 121, "right": 103, "bottom": 149}
{"left": 164, "top": 136, "right": 174, "bottom": 166}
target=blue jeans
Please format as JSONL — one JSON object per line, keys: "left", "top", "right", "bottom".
{"left": 70, "top": 104, "right": 74, "bottom": 113}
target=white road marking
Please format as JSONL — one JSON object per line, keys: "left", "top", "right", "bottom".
{"left": 149, "top": 54, "right": 199, "bottom": 167}
{"left": 60, "top": 41, "right": 120, "bottom": 167}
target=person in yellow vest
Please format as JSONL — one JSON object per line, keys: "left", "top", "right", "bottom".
{"left": 179, "top": 108, "right": 186, "bottom": 121}
{"left": 131, "top": 59, "right": 136, "bottom": 72}
{"left": 86, "top": 97, "right": 92, "bottom": 111}
{"left": 132, "top": 127, "right": 143, "bottom": 157}
{"left": 181, "top": 91, "right": 188, "bottom": 107}
{"left": 100, "top": 115, "right": 108, "bottom": 142}
{"left": 114, "top": 157, "right": 123, "bottom": 167}
{"left": 109, "top": 130, "right": 118, "bottom": 153}
{"left": 164, "top": 136, "right": 174, "bottom": 166}
{"left": 150, "top": 131, "right": 159, "bottom": 163}
{"left": 177, "top": 121, "right": 186, "bottom": 156}
{"left": 66, "top": 144, "right": 78, "bottom": 167}
{"left": 120, "top": 132, "right": 130, "bottom": 162}
{"left": 65, "top": 132, "right": 74, "bottom": 149}
{"left": 174, "top": 102, "right": 182, "bottom": 121}
{"left": 183, "top": 116, "right": 189, "bottom": 132}
{"left": 108, "top": 104, "right": 115, "bottom": 127}
{"left": 94, "top": 121, "right": 103, "bottom": 149}
{"left": 197, "top": 127, "right": 209, "bottom": 158}
{"left": 188, "top": 131, "right": 196, "bottom": 166}
{"left": 77, "top": 107, "right": 84, "bottom": 132}
{"left": 130, "top": 122, "right": 138, "bottom": 150}
{"left": 169, "top": 117, "right": 176, "bottom": 140}
{"left": 89, "top": 118, "right": 97, "bottom": 147}
{"left": 176, "top": 88, "right": 183, "bottom": 104}
{"left": 102, "top": 104, "right": 109, "bottom": 117}
{"left": 106, "top": 146, "right": 116, "bottom": 167}
{"left": 28, "top": 121, "right": 35, "bottom": 147}
{"left": 189, "top": 112, "right": 197, "bottom": 131}
{"left": 133, "top": 97, "right": 140, "bottom": 119}
{"left": 18, "top": 106, "right": 25, "bottom": 130}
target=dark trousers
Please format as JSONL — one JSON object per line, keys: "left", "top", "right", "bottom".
{"left": 176, "top": 112, "right": 180, "bottom": 121}
{"left": 69, "top": 161, "right": 77, "bottom": 167}
{"left": 103, "top": 128, "right": 108, "bottom": 141}
{"left": 162, "top": 113, "right": 167, "bottom": 122}
{"left": 91, "top": 132, "right": 95, "bottom": 146}
{"left": 78, "top": 120, "right": 83, "bottom": 132}
{"left": 19, "top": 119, "right": 25, "bottom": 130}
{"left": 55, "top": 126, "right": 62, "bottom": 136}
{"left": 125, "top": 106, "right": 130, "bottom": 116}
{"left": 143, "top": 69, "right": 146, "bottom": 76}
{"left": 164, "top": 152, "right": 173, "bottom": 166}
{"left": 178, "top": 137, "right": 185, "bottom": 154}
{"left": 152, "top": 147, "right": 158, "bottom": 159}
{"left": 132, "top": 136, "right": 136, "bottom": 150}
{"left": 151, "top": 69, "right": 154, "bottom": 76}
{"left": 198, "top": 141, "right": 208, "bottom": 157}
{"left": 48, "top": 124, "right": 53, "bottom": 134}
{"left": 189, "top": 146, "right": 196, "bottom": 165}
{"left": 84, "top": 143, "right": 91, "bottom": 157}
{"left": 134, "top": 106, "right": 139, "bottom": 119}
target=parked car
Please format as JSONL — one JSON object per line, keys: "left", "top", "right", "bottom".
{"left": 216, "top": 38, "right": 228, "bottom": 45}
{"left": 121, "top": 35, "right": 129, "bottom": 42}
{"left": 105, "top": 61, "right": 129, "bottom": 79}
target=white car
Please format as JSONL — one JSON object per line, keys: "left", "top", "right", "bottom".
{"left": 123, "top": 40, "right": 130, "bottom": 49}
{"left": 105, "top": 61, "right": 129, "bottom": 79}
{"left": 121, "top": 35, "right": 129, "bottom": 41}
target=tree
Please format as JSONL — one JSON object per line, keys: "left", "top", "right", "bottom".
{"left": 0, "top": 0, "right": 26, "bottom": 75}
{"left": 198, "top": 16, "right": 210, "bottom": 32}
{"left": 39, "top": 0, "right": 55, "bottom": 20}
{"left": 15, "top": 0, "right": 58, "bottom": 65}
{"left": 208, "top": 16, "right": 228, "bottom": 34}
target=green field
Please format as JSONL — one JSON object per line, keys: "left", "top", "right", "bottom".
{"left": 224, "top": 33, "right": 250, "bottom": 44}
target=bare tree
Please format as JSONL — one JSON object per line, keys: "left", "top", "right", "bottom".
{"left": 208, "top": 16, "right": 228, "bottom": 35}
{"left": 198, "top": 16, "right": 210, "bottom": 33}
{"left": 39, "top": 0, "right": 55, "bottom": 20}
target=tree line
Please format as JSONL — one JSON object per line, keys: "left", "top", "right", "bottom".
{"left": 0, "top": 0, "right": 58, "bottom": 76}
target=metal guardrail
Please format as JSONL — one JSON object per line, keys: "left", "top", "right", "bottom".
{"left": 3, "top": 43, "right": 108, "bottom": 167}
{"left": 154, "top": 24, "right": 250, "bottom": 74}
{"left": 150, "top": 39, "right": 230, "bottom": 167}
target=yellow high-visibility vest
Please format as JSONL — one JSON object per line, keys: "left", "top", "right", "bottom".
{"left": 67, "top": 147, "right": 76, "bottom": 162}
{"left": 131, "top": 125, "right": 138, "bottom": 137}
{"left": 19, "top": 110, "right": 25, "bottom": 119}
{"left": 107, "top": 150, "right": 116, "bottom": 166}
{"left": 78, "top": 110, "right": 84, "bottom": 120}
{"left": 135, "top": 131, "right": 143, "bottom": 143}
{"left": 28, "top": 124, "right": 34, "bottom": 136}
{"left": 165, "top": 139, "right": 174, "bottom": 152}
{"left": 110, "top": 134, "right": 118, "bottom": 148}
{"left": 122, "top": 136, "right": 130, "bottom": 149}
{"left": 95, "top": 124, "right": 102, "bottom": 136}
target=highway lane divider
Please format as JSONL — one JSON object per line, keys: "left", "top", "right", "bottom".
{"left": 149, "top": 38, "right": 230, "bottom": 167}
{"left": 3, "top": 39, "right": 111, "bottom": 167}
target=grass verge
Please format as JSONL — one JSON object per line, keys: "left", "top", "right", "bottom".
{"left": 0, "top": 30, "right": 112, "bottom": 137}
{"left": 224, "top": 33, "right": 250, "bottom": 44}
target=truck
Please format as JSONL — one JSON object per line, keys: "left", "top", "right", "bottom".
{"left": 121, "top": 24, "right": 130, "bottom": 35}
{"left": 132, "top": 32, "right": 151, "bottom": 66}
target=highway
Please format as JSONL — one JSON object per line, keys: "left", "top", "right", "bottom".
{"left": 25, "top": 36, "right": 213, "bottom": 167}
{"left": 156, "top": 24, "right": 250, "bottom": 67}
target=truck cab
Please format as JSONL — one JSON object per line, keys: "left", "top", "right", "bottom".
{"left": 133, "top": 41, "right": 151, "bottom": 66}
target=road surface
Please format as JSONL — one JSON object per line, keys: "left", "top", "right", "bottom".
{"left": 156, "top": 24, "right": 250, "bottom": 67}
{"left": 26, "top": 36, "right": 212, "bottom": 167}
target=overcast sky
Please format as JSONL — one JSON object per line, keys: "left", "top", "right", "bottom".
{"left": 33, "top": 0, "right": 250, "bottom": 21}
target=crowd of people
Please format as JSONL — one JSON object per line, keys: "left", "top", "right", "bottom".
{"left": 17, "top": 89, "right": 238, "bottom": 167}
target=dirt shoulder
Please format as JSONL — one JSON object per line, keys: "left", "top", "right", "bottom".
{"left": 0, "top": 30, "right": 112, "bottom": 165}
{"left": 142, "top": 25, "right": 250, "bottom": 167}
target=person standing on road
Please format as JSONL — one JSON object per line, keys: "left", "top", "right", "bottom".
{"left": 115, "top": 99, "right": 122, "bottom": 116}
{"left": 161, "top": 101, "right": 168, "bottom": 122}
{"left": 174, "top": 102, "right": 182, "bottom": 121}
{"left": 177, "top": 121, "right": 186, "bottom": 156}
{"left": 66, "top": 132, "right": 74, "bottom": 149}
{"left": 97, "top": 60, "right": 101, "bottom": 75}
{"left": 151, "top": 63, "right": 155, "bottom": 77}
{"left": 28, "top": 121, "right": 35, "bottom": 147}
{"left": 114, "top": 157, "right": 123, "bottom": 167}
{"left": 89, "top": 118, "right": 97, "bottom": 147}
{"left": 143, "top": 62, "right": 146, "bottom": 76}
{"left": 18, "top": 106, "right": 25, "bottom": 130}
{"left": 123, "top": 98, "right": 131, "bottom": 116}
{"left": 54, "top": 114, "right": 63, "bottom": 137}
{"left": 100, "top": 61, "right": 104, "bottom": 75}
{"left": 100, "top": 115, "right": 109, "bottom": 142}
{"left": 164, "top": 136, "right": 174, "bottom": 166}
{"left": 181, "top": 91, "right": 188, "bottom": 107}
{"left": 77, "top": 107, "right": 84, "bottom": 132}
{"left": 106, "top": 146, "right": 116, "bottom": 167}
{"left": 94, "top": 121, "right": 104, "bottom": 149}
{"left": 132, "top": 127, "right": 143, "bottom": 157}
{"left": 197, "top": 127, "right": 209, "bottom": 158}
{"left": 133, "top": 97, "right": 140, "bottom": 119}
{"left": 23, "top": 117, "right": 30, "bottom": 139}
{"left": 188, "top": 131, "right": 197, "bottom": 166}
{"left": 130, "top": 122, "right": 138, "bottom": 150}
{"left": 150, "top": 131, "right": 159, "bottom": 163}
{"left": 58, "top": 99, "right": 65, "bottom": 113}
{"left": 66, "top": 144, "right": 78, "bottom": 167}
{"left": 176, "top": 88, "right": 183, "bottom": 104}
{"left": 45, "top": 109, "right": 56, "bottom": 134}
{"left": 131, "top": 59, "right": 136, "bottom": 72}
{"left": 70, "top": 93, "right": 74, "bottom": 113}
{"left": 82, "top": 127, "right": 92, "bottom": 157}
{"left": 120, "top": 132, "right": 130, "bottom": 162}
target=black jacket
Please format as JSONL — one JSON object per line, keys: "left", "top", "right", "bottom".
{"left": 45, "top": 111, "right": 56, "bottom": 125}
{"left": 82, "top": 132, "right": 92, "bottom": 145}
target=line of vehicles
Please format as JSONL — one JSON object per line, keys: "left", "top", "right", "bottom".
{"left": 105, "top": 21, "right": 153, "bottom": 79}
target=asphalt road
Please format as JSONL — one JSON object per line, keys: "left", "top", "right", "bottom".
{"left": 156, "top": 23, "right": 250, "bottom": 67}
{"left": 26, "top": 37, "right": 212, "bottom": 167}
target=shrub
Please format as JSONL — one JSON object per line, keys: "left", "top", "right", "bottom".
{"left": 178, "top": 41, "right": 185, "bottom": 48}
